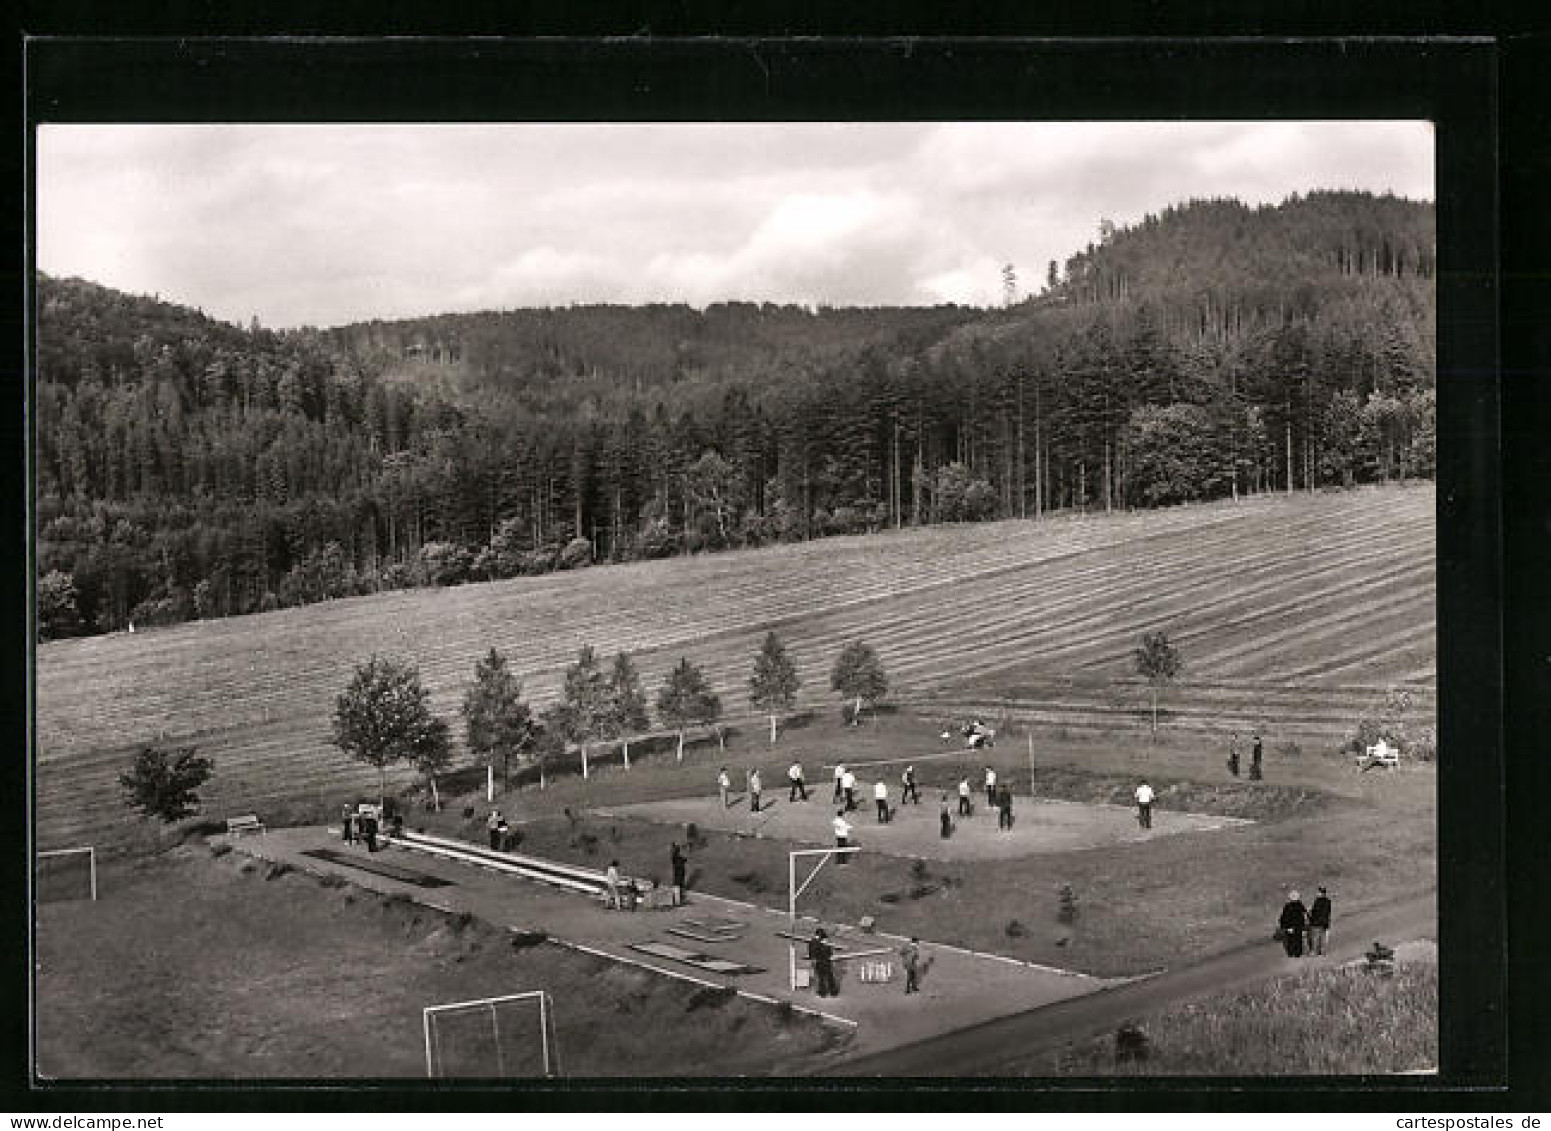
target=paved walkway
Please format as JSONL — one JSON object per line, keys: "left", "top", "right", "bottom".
{"left": 827, "top": 890, "right": 1437, "bottom": 1076}
{"left": 226, "top": 826, "right": 1118, "bottom": 1063}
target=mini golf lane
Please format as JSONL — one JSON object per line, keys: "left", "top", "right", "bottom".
{"left": 227, "top": 826, "right": 1123, "bottom": 1067}
{"left": 596, "top": 792, "right": 1252, "bottom": 861}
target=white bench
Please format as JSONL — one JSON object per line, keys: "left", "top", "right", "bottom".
{"left": 226, "top": 814, "right": 267, "bottom": 836}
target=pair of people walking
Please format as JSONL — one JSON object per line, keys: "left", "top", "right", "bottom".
{"left": 1277, "top": 886, "right": 1333, "bottom": 957}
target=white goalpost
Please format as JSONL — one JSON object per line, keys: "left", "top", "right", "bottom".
{"left": 787, "top": 846, "right": 860, "bottom": 991}
{"left": 37, "top": 846, "right": 96, "bottom": 902}
{"left": 423, "top": 990, "right": 557, "bottom": 1079}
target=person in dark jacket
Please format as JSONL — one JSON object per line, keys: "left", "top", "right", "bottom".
{"left": 809, "top": 928, "right": 839, "bottom": 997}
{"left": 996, "top": 783, "right": 1015, "bottom": 830}
{"left": 670, "top": 842, "right": 688, "bottom": 905}
{"left": 1250, "top": 734, "right": 1264, "bottom": 781}
{"left": 1307, "top": 886, "right": 1332, "bottom": 955}
{"left": 1278, "top": 889, "right": 1309, "bottom": 957}
{"left": 1227, "top": 733, "right": 1241, "bottom": 778}
{"left": 940, "top": 793, "right": 953, "bottom": 839}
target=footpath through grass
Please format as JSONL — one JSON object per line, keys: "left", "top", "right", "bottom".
{"left": 1022, "top": 948, "right": 1438, "bottom": 1075}
{"left": 412, "top": 712, "right": 1434, "bottom": 978}
{"left": 34, "top": 847, "right": 848, "bottom": 1079}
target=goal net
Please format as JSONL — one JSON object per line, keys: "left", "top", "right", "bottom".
{"left": 423, "top": 990, "right": 557, "bottom": 1078}
{"left": 36, "top": 847, "right": 96, "bottom": 903}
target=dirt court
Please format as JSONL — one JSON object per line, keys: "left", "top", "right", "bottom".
{"left": 597, "top": 787, "right": 1251, "bottom": 861}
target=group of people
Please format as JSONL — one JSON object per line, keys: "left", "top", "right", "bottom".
{"left": 944, "top": 767, "right": 1018, "bottom": 834}
{"left": 602, "top": 842, "right": 691, "bottom": 911}
{"left": 1276, "top": 886, "right": 1334, "bottom": 957}
{"left": 1228, "top": 732, "right": 1265, "bottom": 780}
{"left": 806, "top": 928, "right": 924, "bottom": 999}
{"left": 340, "top": 804, "right": 382, "bottom": 851}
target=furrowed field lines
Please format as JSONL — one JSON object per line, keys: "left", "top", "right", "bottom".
{"left": 35, "top": 486, "right": 1434, "bottom": 848}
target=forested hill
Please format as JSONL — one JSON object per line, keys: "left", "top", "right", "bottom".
{"left": 35, "top": 190, "right": 1434, "bottom": 640}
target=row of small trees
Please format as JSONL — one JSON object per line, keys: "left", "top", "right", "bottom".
{"left": 330, "top": 633, "right": 890, "bottom": 805}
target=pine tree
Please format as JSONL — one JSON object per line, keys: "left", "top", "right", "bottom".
{"left": 1133, "top": 631, "right": 1183, "bottom": 741}
{"left": 461, "top": 648, "right": 537, "bottom": 791}
{"left": 603, "top": 652, "right": 651, "bottom": 767}
{"left": 656, "top": 657, "right": 723, "bottom": 761}
{"left": 830, "top": 640, "right": 888, "bottom": 725}
{"left": 748, "top": 630, "right": 801, "bottom": 743}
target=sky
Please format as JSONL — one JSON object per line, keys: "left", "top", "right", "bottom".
{"left": 35, "top": 121, "right": 1433, "bottom": 330}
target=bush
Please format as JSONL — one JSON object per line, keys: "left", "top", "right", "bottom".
{"left": 1005, "top": 919, "right": 1027, "bottom": 938}
{"left": 119, "top": 744, "right": 214, "bottom": 822}
{"left": 558, "top": 537, "right": 593, "bottom": 570}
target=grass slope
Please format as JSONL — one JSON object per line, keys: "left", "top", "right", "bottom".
{"left": 35, "top": 485, "right": 1434, "bottom": 849}
{"left": 1021, "top": 949, "right": 1438, "bottom": 1075}
{"left": 34, "top": 847, "right": 847, "bottom": 1079}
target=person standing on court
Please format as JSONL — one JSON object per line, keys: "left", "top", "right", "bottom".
{"left": 901, "top": 765, "right": 921, "bottom": 805}
{"left": 1251, "top": 734, "right": 1264, "bottom": 780}
{"left": 748, "top": 768, "right": 763, "bottom": 814}
{"left": 833, "top": 810, "right": 853, "bottom": 864}
{"left": 997, "top": 783, "right": 1015, "bottom": 830}
{"left": 983, "top": 765, "right": 998, "bottom": 810}
{"left": 958, "top": 775, "right": 973, "bottom": 817}
{"left": 1278, "top": 889, "right": 1308, "bottom": 957}
{"left": 1134, "top": 780, "right": 1154, "bottom": 829}
{"left": 809, "top": 928, "right": 839, "bottom": 997}
{"left": 718, "top": 767, "right": 732, "bottom": 809}
{"left": 1227, "top": 732, "right": 1241, "bottom": 778}
{"left": 605, "top": 860, "right": 624, "bottom": 911}
{"left": 1307, "top": 886, "right": 1332, "bottom": 955}
{"left": 899, "top": 936, "right": 922, "bottom": 994}
{"left": 788, "top": 760, "right": 808, "bottom": 802}
{"left": 486, "top": 808, "right": 502, "bottom": 851}
{"left": 874, "top": 779, "right": 890, "bottom": 823}
{"left": 670, "top": 842, "right": 688, "bottom": 906}
{"left": 833, "top": 763, "right": 846, "bottom": 804}
{"left": 342, "top": 804, "right": 356, "bottom": 846}
{"left": 940, "top": 793, "right": 953, "bottom": 838}
{"left": 842, "top": 767, "right": 858, "bottom": 812}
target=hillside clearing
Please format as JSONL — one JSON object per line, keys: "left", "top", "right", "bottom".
{"left": 35, "top": 486, "right": 1434, "bottom": 850}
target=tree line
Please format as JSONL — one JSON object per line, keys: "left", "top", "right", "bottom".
{"left": 335, "top": 633, "right": 888, "bottom": 803}
{"left": 36, "top": 190, "right": 1435, "bottom": 640}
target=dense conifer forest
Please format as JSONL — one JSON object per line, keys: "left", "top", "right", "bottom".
{"left": 34, "top": 190, "right": 1435, "bottom": 639}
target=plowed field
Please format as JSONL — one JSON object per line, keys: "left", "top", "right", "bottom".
{"left": 35, "top": 485, "right": 1434, "bottom": 849}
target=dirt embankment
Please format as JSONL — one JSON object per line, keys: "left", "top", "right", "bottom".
{"left": 34, "top": 844, "right": 849, "bottom": 1079}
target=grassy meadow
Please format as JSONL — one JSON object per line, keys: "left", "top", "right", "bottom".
{"left": 35, "top": 485, "right": 1434, "bottom": 852}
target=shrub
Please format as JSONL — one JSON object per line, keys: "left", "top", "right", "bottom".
{"left": 1005, "top": 919, "right": 1027, "bottom": 938}
{"left": 558, "top": 537, "right": 593, "bottom": 570}
{"left": 686, "top": 986, "right": 738, "bottom": 1012}
{"left": 119, "top": 744, "right": 214, "bottom": 822}
{"left": 510, "top": 929, "right": 548, "bottom": 949}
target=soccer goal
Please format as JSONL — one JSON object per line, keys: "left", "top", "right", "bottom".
{"left": 423, "top": 990, "right": 558, "bottom": 1078}
{"left": 36, "top": 846, "right": 96, "bottom": 903}
{"left": 786, "top": 846, "right": 859, "bottom": 991}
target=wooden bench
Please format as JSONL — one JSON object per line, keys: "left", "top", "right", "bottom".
{"left": 226, "top": 814, "right": 267, "bottom": 836}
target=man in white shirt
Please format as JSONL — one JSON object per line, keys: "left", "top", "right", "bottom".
{"left": 1135, "top": 781, "right": 1155, "bottom": 829}
{"left": 841, "top": 768, "right": 858, "bottom": 812}
{"left": 984, "top": 766, "right": 998, "bottom": 809}
{"left": 873, "top": 779, "right": 890, "bottom": 823}
{"left": 833, "top": 763, "right": 846, "bottom": 804}
{"left": 788, "top": 760, "right": 808, "bottom": 802}
{"left": 957, "top": 776, "right": 972, "bottom": 816}
{"left": 605, "top": 860, "right": 624, "bottom": 910}
{"left": 718, "top": 767, "right": 732, "bottom": 809}
{"left": 748, "top": 768, "right": 763, "bottom": 813}
{"left": 833, "top": 810, "right": 853, "bottom": 864}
